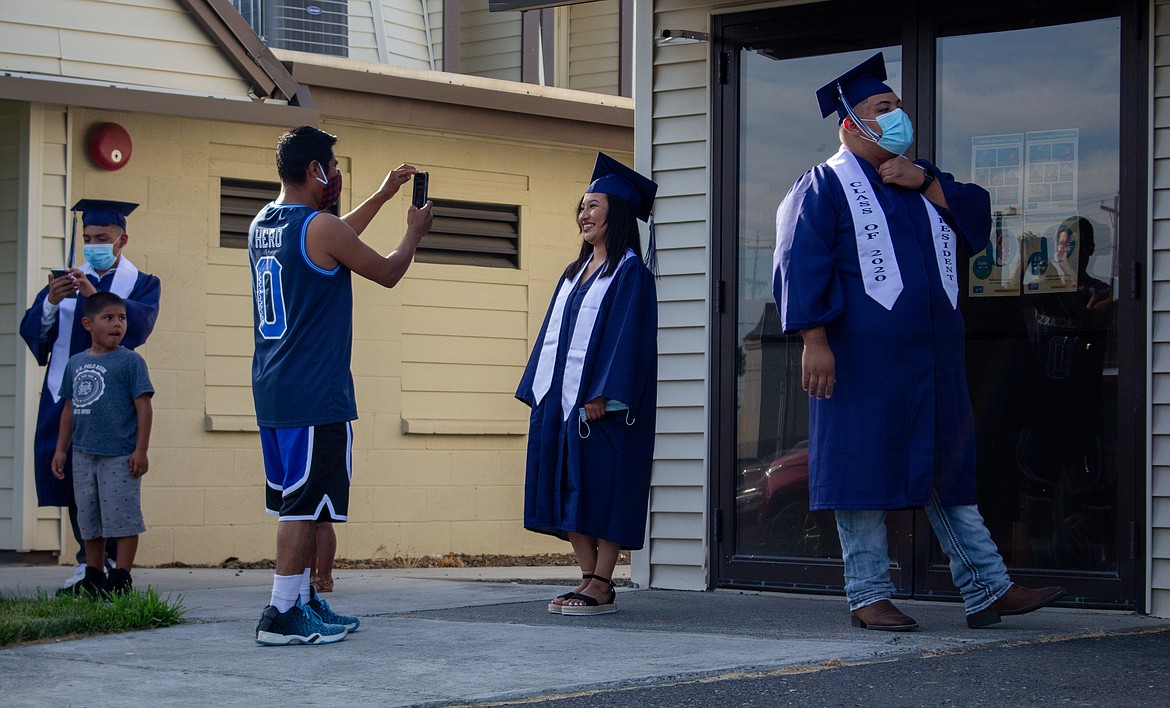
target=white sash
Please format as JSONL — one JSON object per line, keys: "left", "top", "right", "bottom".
{"left": 828, "top": 147, "right": 903, "bottom": 310}
{"left": 828, "top": 148, "right": 955, "bottom": 310}
{"left": 46, "top": 258, "right": 140, "bottom": 403}
{"left": 922, "top": 195, "right": 958, "bottom": 308}
{"left": 530, "top": 269, "right": 586, "bottom": 407}
{"left": 561, "top": 251, "right": 635, "bottom": 420}
{"left": 529, "top": 250, "right": 636, "bottom": 421}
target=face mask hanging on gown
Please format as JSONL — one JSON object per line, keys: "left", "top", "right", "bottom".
{"left": 577, "top": 401, "right": 635, "bottom": 438}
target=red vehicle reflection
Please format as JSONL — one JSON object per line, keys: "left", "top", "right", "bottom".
{"left": 736, "top": 442, "right": 840, "bottom": 558}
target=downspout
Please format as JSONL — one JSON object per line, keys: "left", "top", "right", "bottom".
{"left": 420, "top": 0, "right": 437, "bottom": 71}
{"left": 371, "top": 0, "right": 391, "bottom": 64}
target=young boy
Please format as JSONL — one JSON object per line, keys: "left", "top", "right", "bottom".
{"left": 52, "top": 291, "right": 154, "bottom": 596}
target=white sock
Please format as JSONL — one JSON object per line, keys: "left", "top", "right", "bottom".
{"left": 270, "top": 574, "right": 301, "bottom": 613}
{"left": 299, "top": 568, "right": 312, "bottom": 605}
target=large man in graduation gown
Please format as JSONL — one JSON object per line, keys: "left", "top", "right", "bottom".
{"left": 20, "top": 199, "right": 161, "bottom": 579}
{"left": 772, "top": 53, "right": 1063, "bottom": 631}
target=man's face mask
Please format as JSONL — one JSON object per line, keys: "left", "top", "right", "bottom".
{"left": 859, "top": 108, "right": 915, "bottom": 156}
{"left": 315, "top": 163, "right": 342, "bottom": 212}
{"left": 84, "top": 243, "right": 117, "bottom": 271}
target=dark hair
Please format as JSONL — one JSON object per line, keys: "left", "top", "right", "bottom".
{"left": 1058, "top": 216, "right": 1095, "bottom": 256}
{"left": 84, "top": 291, "right": 125, "bottom": 319}
{"left": 565, "top": 193, "right": 643, "bottom": 279}
{"left": 275, "top": 126, "right": 337, "bottom": 185}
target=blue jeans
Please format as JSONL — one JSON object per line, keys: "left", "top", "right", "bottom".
{"left": 835, "top": 490, "right": 1012, "bottom": 615}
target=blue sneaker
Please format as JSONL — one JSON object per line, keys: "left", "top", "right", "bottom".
{"left": 307, "top": 587, "right": 360, "bottom": 632}
{"left": 255, "top": 600, "right": 348, "bottom": 646}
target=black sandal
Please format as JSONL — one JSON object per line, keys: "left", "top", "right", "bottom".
{"left": 560, "top": 575, "right": 617, "bottom": 616}
{"left": 548, "top": 573, "right": 596, "bottom": 614}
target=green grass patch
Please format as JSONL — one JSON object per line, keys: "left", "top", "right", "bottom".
{"left": 0, "top": 587, "right": 185, "bottom": 647}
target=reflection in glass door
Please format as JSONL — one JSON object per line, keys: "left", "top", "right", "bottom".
{"left": 715, "top": 2, "right": 1140, "bottom": 607}
{"left": 935, "top": 18, "right": 1123, "bottom": 585}
{"left": 733, "top": 47, "right": 901, "bottom": 563}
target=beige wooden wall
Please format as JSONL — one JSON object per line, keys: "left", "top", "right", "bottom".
{"left": 1151, "top": 0, "right": 1169, "bottom": 619}
{"left": 4, "top": 102, "right": 72, "bottom": 556}
{"left": 0, "top": 101, "right": 23, "bottom": 551}
{"left": 460, "top": 0, "right": 523, "bottom": 81}
{"left": 349, "top": 0, "right": 443, "bottom": 69}
{"left": 567, "top": 0, "right": 621, "bottom": 96}
{"left": 0, "top": 0, "right": 250, "bottom": 99}
{"left": 51, "top": 107, "right": 624, "bottom": 565}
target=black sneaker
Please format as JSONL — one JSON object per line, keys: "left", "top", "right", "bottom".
{"left": 255, "top": 601, "right": 348, "bottom": 646}
{"left": 99, "top": 568, "right": 133, "bottom": 596}
{"left": 57, "top": 566, "right": 106, "bottom": 597}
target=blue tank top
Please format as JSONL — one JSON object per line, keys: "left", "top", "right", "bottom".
{"left": 249, "top": 202, "right": 357, "bottom": 427}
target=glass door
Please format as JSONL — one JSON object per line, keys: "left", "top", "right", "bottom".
{"left": 919, "top": 14, "right": 1134, "bottom": 604}
{"left": 712, "top": 1, "right": 1144, "bottom": 607}
{"left": 728, "top": 46, "right": 907, "bottom": 588}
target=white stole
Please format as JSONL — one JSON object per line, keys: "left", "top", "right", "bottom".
{"left": 827, "top": 147, "right": 903, "bottom": 310}
{"left": 827, "top": 147, "right": 956, "bottom": 310}
{"left": 530, "top": 249, "right": 635, "bottom": 421}
{"left": 922, "top": 194, "right": 959, "bottom": 308}
{"left": 46, "top": 258, "right": 140, "bottom": 403}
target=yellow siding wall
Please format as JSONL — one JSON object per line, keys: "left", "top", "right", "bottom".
{"left": 0, "top": 102, "right": 20, "bottom": 550}
{"left": 567, "top": 1, "right": 621, "bottom": 96}
{"left": 57, "top": 109, "right": 623, "bottom": 565}
{"left": 9, "top": 104, "right": 73, "bottom": 554}
{"left": 0, "top": 0, "right": 251, "bottom": 98}
{"left": 1152, "top": 0, "right": 1170, "bottom": 619}
{"left": 460, "top": 0, "right": 523, "bottom": 81}
{"left": 349, "top": 0, "right": 443, "bottom": 69}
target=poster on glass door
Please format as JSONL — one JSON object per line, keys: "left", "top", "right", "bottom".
{"left": 968, "top": 129, "right": 1079, "bottom": 297}
{"left": 968, "top": 133, "right": 1024, "bottom": 297}
{"left": 1021, "top": 129, "right": 1080, "bottom": 294}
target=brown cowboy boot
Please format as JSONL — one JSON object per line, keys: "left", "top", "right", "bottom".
{"left": 966, "top": 584, "right": 1066, "bottom": 628}
{"left": 851, "top": 599, "right": 919, "bottom": 631}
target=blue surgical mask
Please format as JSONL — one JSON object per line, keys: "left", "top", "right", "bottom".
{"left": 84, "top": 243, "right": 117, "bottom": 271}
{"left": 862, "top": 108, "right": 914, "bottom": 156}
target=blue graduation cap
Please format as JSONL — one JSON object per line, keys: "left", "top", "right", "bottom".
{"left": 815, "top": 52, "right": 894, "bottom": 123}
{"left": 585, "top": 152, "right": 659, "bottom": 275}
{"left": 71, "top": 199, "right": 138, "bottom": 229}
{"left": 586, "top": 152, "right": 657, "bottom": 223}
{"left": 64, "top": 199, "right": 138, "bottom": 268}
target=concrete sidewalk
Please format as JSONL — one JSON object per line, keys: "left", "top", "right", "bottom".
{"left": 0, "top": 565, "right": 1165, "bottom": 706}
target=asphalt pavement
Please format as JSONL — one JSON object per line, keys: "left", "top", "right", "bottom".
{"left": 0, "top": 564, "right": 1166, "bottom": 706}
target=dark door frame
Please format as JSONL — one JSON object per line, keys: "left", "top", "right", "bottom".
{"left": 709, "top": 0, "right": 1147, "bottom": 610}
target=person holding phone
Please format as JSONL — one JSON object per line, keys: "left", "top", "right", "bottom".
{"left": 412, "top": 171, "right": 429, "bottom": 209}
{"left": 19, "top": 199, "right": 161, "bottom": 590}
{"left": 249, "top": 126, "right": 432, "bottom": 645}
{"left": 516, "top": 153, "right": 658, "bottom": 616}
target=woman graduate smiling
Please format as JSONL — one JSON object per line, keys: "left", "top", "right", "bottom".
{"left": 516, "top": 153, "right": 659, "bottom": 616}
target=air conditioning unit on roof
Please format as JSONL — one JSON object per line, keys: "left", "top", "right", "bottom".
{"left": 230, "top": 0, "right": 348, "bottom": 58}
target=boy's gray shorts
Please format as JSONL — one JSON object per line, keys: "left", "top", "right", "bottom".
{"left": 72, "top": 451, "right": 146, "bottom": 540}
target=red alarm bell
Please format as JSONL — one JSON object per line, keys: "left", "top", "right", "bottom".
{"left": 86, "top": 123, "right": 133, "bottom": 171}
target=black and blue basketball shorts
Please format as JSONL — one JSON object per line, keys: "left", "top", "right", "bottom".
{"left": 261, "top": 421, "right": 352, "bottom": 521}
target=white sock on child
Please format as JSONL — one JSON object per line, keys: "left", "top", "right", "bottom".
{"left": 270, "top": 574, "right": 301, "bottom": 613}
{"left": 300, "top": 568, "right": 312, "bottom": 605}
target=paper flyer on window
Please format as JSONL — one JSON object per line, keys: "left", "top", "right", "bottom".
{"left": 968, "top": 134, "right": 1023, "bottom": 297}
{"left": 968, "top": 129, "right": 1079, "bottom": 297}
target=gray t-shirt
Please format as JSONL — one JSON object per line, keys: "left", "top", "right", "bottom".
{"left": 59, "top": 346, "right": 154, "bottom": 456}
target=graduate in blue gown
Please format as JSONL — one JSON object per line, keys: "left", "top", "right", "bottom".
{"left": 20, "top": 199, "right": 161, "bottom": 579}
{"left": 772, "top": 53, "right": 1064, "bottom": 631}
{"left": 516, "top": 153, "right": 658, "bottom": 616}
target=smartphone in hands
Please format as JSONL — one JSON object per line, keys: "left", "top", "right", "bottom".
{"left": 49, "top": 268, "right": 77, "bottom": 298}
{"left": 412, "top": 171, "right": 429, "bottom": 209}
